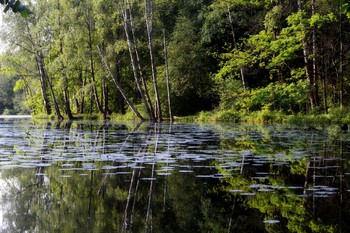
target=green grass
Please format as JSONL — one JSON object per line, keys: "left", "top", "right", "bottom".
{"left": 31, "top": 106, "right": 350, "bottom": 129}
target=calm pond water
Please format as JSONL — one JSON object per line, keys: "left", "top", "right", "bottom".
{"left": 0, "top": 118, "right": 350, "bottom": 232}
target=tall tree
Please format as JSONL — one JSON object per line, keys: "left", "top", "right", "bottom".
{"left": 163, "top": 30, "right": 172, "bottom": 121}
{"left": 145, "top": 0, "right": 162, "bottom": 121}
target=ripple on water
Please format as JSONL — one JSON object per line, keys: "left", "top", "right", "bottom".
{"left": 263, "top": 220, "right": 280, "bottom": 224}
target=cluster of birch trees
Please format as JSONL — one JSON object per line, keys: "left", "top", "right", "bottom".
{"left": 0, "top": 0, "right": 216, "bottom": 121}
{"left": 1, "top": 0, "right": 350, "bottom": 119}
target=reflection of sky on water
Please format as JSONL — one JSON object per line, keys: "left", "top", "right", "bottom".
{"left": 0, "top": 174, "right": 4, "bottom": 230}
{"left": 0, "top": 173, "right": 16, "bottom": 231}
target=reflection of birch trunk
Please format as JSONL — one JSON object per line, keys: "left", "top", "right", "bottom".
{"left": 130, "top": 166, "right": 142, "bottom": 226}
{"left": 303, "top": 161, "right": 310, "bottom": 196}
{"left": 37, "top": 122, "right": 52, "bottom": 186}
{"left": 99, "top": 123, "right": 143, "bottom": 196}
{"left": 87, "top": 123, "right": 99, "bottom": 224}
{"left": 127, "top": 130, "right": 153, "bottom": 231}
{"left": 227, "top": 195, "right": 237, "bottom": 233}
{"left": 88, "top": 170, "right": 94, "bottom": 221}
{"left": 145, "top": 124, "right": 159, "bottom": 232}
{"left": 339, "top": 140, "right": 344, "bottom": 224}
{"left": 123, "top": 144, "right": 146, "bottom": 232}
{"left": 130, "top": 131, "right": 152, "bottom": 226}
{"left": 312, "top": 156, "right": 316, "bottom": 215}
{"left": 163, "top": 123, "right": 172, "bottom": 211}
{"left": 240, "top": 154, "right": 245, "bottom": 175}
{"left": 120, "top": 123, "right": 149, "bottom": 232}
{"left": 123, "top": 167, "right": 137, "bottom": 232}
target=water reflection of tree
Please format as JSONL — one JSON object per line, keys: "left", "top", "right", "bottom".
{"left": 4, "top": 122, "right": 350, "bottom": 232}
{"left": 217, "top": 125, "right": 350, "bottom": 232}
{"left": 0, "top": 122, "right": 259, "bottom": 232}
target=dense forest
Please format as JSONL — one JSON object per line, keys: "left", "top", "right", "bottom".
{"left": 1, "top": 0, "right": 350, "bottom": 122}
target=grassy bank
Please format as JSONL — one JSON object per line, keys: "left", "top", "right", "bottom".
{"left": 186, "top": 107, "right": 350, "bottom": 128}
{"left": 31, "top": 107, "right": 350, "bottom": 129}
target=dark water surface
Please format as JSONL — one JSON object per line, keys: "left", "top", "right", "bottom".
{"left": 0, "top": 118, "right": 349, "bottom": 232}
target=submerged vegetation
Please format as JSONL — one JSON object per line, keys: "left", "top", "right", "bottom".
{"left": 1, "top": 0, "right": 350, "bottom": 123}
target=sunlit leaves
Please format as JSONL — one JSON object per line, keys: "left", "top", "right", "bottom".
{"left": 310, "top": 13, "right": 337, "bottom": 28}
{"left": 13, "top": 79, "right": 26, "bottom": 92}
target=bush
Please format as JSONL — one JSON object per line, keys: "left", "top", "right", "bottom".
{"left": 195, "top": 109, "right": 241, "bottom": 123}
{"left": 286, "top": 114, "right": 330, "bottom": 126}
{"left": 244, "top": 107, "right": 286, "bottom": 123}
{"left": 195, "top": 111, "right": 214, "bottom": 122}
{"left": 328, "top": 108, "right": 350, "bottom": 125}
{"left": 214, "top": 110, "right": 241, "bottom": 122}
{"left": 247, "top": 81, "right": 308, "bottom": 113}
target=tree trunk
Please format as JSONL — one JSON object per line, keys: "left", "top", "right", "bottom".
{"left": 163, "top": 30, "right": 173, "bottom": 122}
{"left": 227, "top": 6, "right": 246, "bottom": 90}
{"left": 77, "top": 71, "right": 85, "bottom": 114}
{"left": 25, "top": 20, "right": 51, "bottom": 116}
{"left": 86, "top": 11, "right": 104, "bottom": 114}
{"left": 311, "top": 0, "right": 319, "bottom": 108}
{"left": 322, "top": 75, "right": 327, "bottom": 114}
{"left": 63, "top": 86, "right": 73, "bottom": 119}
{"left": 35, "top": 58, "right": 52, "bottom": 115}
{"left": 145, "top": 0, "right": 162, "bottom": 121}
{"left": 98, "top": 46, "right": 145, "bottom": 121}
{"left": 339, "top": 2, "right": 344, "bottom": 109}
{"left": 46, "top": 74, "right": 63, "bottom": 120}
{"left": 89, "top": 85, "right": 93, "bottom": 115}
{"left": 102, "top": 78, "right": 108, "bottom": 120}
{"left": 118, "top": 0, "right": 153, "bottom": 121}
{"left": 145, "top": 125, "right": 158, "bottom": 232}
{"left": 37, "top": 52, "right": 63, "bottom": 120}
{"left": 297, "top": 0, "right": 316, "bottom": 110}
{"left": 58, "top": 26, "right": 73, "bottom": 120}
{"left": 126, "top": 0, "right": 155, "bottom": 121}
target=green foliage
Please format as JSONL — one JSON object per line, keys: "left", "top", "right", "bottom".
{"left": 168, "top": 16, "right": 214, "bottom": 98}
{"left": 216, "top": 79, "right": 309, "bottom": 117}
{"left": 0, "top": 0, "right": 348, "bottom": 121}
{"left": 109, "top": 104, "right": 149, "bottom": 121}
{"left": 0, "top": 0, "right": 33, "bottom": 17}
{"left": 336, "top": 0, "right": 350, "bottom": 17}
{"left": 286, "top": 114, "right": 331, "bottom": 126}
{"left": 310, "top": 219, "right": 335, "bottom": 233}
{"left": 244, "top": 107, "right": 286, "bottom": 123}
{"left": 251, "top": 81, "right": 309, "bottom": 113}
{"left": 195, "top": 109, "right": 241, "bottom": 123}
